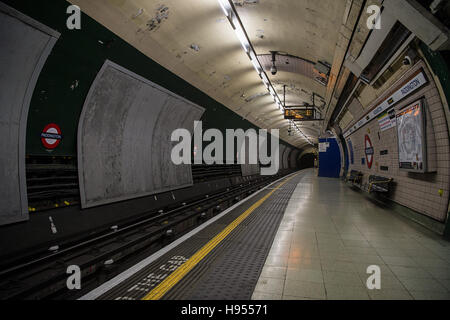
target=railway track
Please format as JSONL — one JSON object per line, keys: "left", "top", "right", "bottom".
{"left": 0, "top": 173, "right": 289, "bottom": 300}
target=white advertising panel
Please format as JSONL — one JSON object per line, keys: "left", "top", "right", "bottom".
{"left": 396, "top": 99, "right": 427, "bottom": 172}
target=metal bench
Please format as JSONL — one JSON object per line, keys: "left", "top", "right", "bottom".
{"left": 364, "top": 175, "right": 393, "bottom": 193}
{"left": 346, "top": 170, "right": 363, "bottom": 186}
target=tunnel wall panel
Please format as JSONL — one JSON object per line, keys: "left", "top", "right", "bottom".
{"left": 278, "top": 144, "right": 287, "bottom": 172}
{"left": 241, "top": 165, "right": 260, "bottom": 177}
{"left": 241, "top": 135, "right": 260, "bottom": 177}
{"left": 78, "top": 61, "right": 205, "bottom": 208}
{"left": 290, "top": 150, "right": 300, "bottom": 169}
{"left": 0, "top": 3, "right": 59, "bottom": 225}
{"left": 283, "top": 147, "right": 291, "bottom": 170}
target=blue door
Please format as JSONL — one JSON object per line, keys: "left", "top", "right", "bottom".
{"left": 318, "top": 138, "right": 341, "bottom": 178}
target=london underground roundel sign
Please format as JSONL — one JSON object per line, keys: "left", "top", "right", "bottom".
{"left": 365, "top": 135, "right": 374, "bottom": 169}
{"left": 41, "top": 123, "right": 62, "bottom": 150}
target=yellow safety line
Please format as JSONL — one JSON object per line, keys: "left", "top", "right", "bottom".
{"left": 142, "top": 174, "right": 298, "bottom": 300}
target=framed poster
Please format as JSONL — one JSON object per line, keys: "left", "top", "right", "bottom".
{"left": 396, "top": 99, "right": 427, "bottom": 172}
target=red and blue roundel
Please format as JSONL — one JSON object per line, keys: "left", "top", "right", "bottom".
{"left": 41, "top": 123, "right": 62, "bottom": 150}
{"left": 365, "top": 135, "right": 374, "bottom": 169}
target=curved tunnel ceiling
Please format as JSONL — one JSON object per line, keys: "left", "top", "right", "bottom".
{"left": 70, "top": 0, "right": 348, "bottom": 149}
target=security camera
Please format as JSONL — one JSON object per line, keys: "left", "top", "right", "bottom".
{"left": 270, "top": 65, "right": 278, "bottom": 75}
{"left": 270, "top": 51, "right": 278, "bottom": 75}
{"left": 403, "top": 56, "right": 412, "bottom": 66}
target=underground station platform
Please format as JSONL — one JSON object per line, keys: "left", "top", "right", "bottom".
{"left": 1, "top": 0, "right": 450, "bottom": 311}
{"left": 78, "top": 169, "right": 450, "bottom": 301}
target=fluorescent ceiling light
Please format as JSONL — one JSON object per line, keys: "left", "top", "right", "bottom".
{"left": 269, "top": 86, "right": 275, "bottom": 96}
{"left": 250, "top": 57, "right": 261, "bottom": 74}
{"left": 218, "top": 0, "right": 230, "bottom": 17}
{"left": 261, "top": 73, "right": 269, "bottom": 85}
{"left": 235, "top": 26, "right": 249, "bottom": 52}
{"left": 217, "top": 0, "right": 312, "bottom": 146}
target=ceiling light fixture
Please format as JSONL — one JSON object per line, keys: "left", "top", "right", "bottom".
{"left": 218, "top": 0, "right": 231, "bottom": 16}
{"left": 234, "top": 25, "right": 250, "bottom": 52}
{"left": 216, "top": 0, "right": 313, "bottom": 146}
{"left": 269, "top": 86, "right": 275, "bottom": 96}
{"left": 250, "top": 54, "right": 262, "bottom": 74}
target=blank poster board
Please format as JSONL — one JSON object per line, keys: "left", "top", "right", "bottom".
{"left": 396, "top": 99, "right": 427, "bottom": 172}
{"left": 78, "top": 61, "right": 205, "bottom": 208}
{"left": 0, "top": 3, "right": 59, "bottom": 225}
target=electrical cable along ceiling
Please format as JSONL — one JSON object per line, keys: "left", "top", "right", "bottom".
{"left": 70, "top": 0, "right": 348, "bottom": 148}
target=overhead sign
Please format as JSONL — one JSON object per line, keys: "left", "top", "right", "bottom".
{"left": 344, "top": 70, "right": 428, "bottom": 138}
{"left": 284, "top": 108, "right": 315, "bottom": 121}
{"left": 365, "top": 135, "right": 374, "bottom": 169}
{"left": 41, "top": 123, "right": 62, "bottom": 149}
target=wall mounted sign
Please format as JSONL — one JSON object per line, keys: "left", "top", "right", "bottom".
{"left": 396, "top": 99, "right": 427, "bottom": 172}
{"left": 343, "top": 69, "right": 428, "bottom": 138}
{"left": 365, "top": 135, "right": 374, "bottom": 169}
{"left": 377, "top": 108, "right": 397, "bottom": 132}
{"left": 41, "top": 123, "right": 62, "bottom": 149}
{"left": 319, "top": 142, "right": 329, "bottom": 152}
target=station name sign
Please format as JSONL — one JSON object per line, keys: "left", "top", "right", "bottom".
{"left": 343, "top": 70, "right": 428, "bottom": 138}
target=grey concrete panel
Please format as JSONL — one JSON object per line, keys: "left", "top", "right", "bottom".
{"left": 78, "top": 61, "right": 204, "bottom": 208}
{"left": 241, "top": 136, "right": 260, "bottom": 177}
{"left": 0, "top": 3, "right": 59, "bottom": 226}
{"left": 241, "top": 164, "right": 260, "bottom": 177}
{"left": 283, "top": 147, "right": 293, "bottom": 170}
{"left": 289, "top": 150, "right": 300, "bottom": 168}
{"left": 278, "top": 145, "right": 287, "bottom": 171}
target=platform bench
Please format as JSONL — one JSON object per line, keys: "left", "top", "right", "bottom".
{"left": 364, "top": 175, "right": 393, "bottom": 193}
{"left": 346, "top": 170, "right": 363, "bottom": 186}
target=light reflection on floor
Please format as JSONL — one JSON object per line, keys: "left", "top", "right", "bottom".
{"left": 252, "top": 169, "right": 450, "bottom": 300}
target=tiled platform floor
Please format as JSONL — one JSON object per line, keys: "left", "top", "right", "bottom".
{"left": 252, "top": 169, "right": 450, "bottom": 300}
